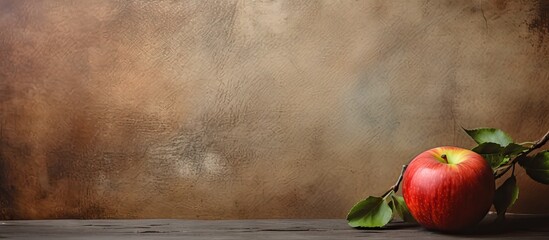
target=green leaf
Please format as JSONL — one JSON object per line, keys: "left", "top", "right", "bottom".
{"left": 519, "top": 151, "right": 549, "bottom": 184}
{"left": 503, "top": 143, "right": 528, "bottom": 156}
{"left": 483, "top": 153, "right": 506, "bottom": 169}
{"left": 472, "top": 142, "right": 504, "bottom": 154}
{"left": 523, "top": 168, "right": 549, "bottom": 184}
{"left": 347, "top": 196, "right": 393, "bottom": 228}
{"left": 471, "top": 142, "right": 528, "bottom": 170}
{"left": 389, "top": 195, "right": 416, "bottom": 223}
{"left": 519, "top": 151, "right": 549, "bottom": 169}
{"left": 493, "top": 175, "right": 519, "bottom": 219}
{"left": 463, "top": 128, "right": 514, "bottom": 146}
{"left": 472, "top": 142, "right": 506, "bottom": 169}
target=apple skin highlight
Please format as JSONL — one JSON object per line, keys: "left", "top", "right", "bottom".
{"left": 402, "top": 146, "right": 495, "bottom": 232}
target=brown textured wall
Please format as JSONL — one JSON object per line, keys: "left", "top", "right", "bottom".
{"left": 0, "top": 0, "right": 548, "bottom": 219}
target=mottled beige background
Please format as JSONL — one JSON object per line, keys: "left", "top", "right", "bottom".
{"left": 0, "top": 0, "right": 548, "bottom": 219}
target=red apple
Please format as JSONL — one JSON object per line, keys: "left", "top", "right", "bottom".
{"left": 402, "top": 146, "right": 495, "bottom": 231}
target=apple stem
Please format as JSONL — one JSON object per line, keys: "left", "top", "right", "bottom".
{"left": 382, "top": 164, "right": 408, "bottom": 198}
{"left": 441, "top": 154, "right": 448, "bottom": 164}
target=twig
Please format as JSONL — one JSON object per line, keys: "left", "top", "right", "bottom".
{"left": 382, "top": 164, "right": 408, "bottom": 198}
{"left": 494, "top": 130, "right": 549, "bottom": 179}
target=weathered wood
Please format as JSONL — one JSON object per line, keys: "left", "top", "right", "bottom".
{"left": 0, "top": 214, "right": 548, "bottom": 239}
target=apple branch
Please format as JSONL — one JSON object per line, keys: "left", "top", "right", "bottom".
{"left": 382, "top": 164, "right": 408, "bottom": 198}
{"left": 494, "top": 130, "right": 549, "bottom": 179}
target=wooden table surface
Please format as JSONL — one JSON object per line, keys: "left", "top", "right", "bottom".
{"left": 1, "top": 214, "right": 548, "bottom": 239}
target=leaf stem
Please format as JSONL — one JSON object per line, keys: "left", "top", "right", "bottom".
{"left": 518, "top": 141, "right": 536, "bottom": 146}
{"left": 382, "top": 164, "right": 408, "bottom": 198}
{"left": 494, "top": 130, "right": 549, "bottom": 179}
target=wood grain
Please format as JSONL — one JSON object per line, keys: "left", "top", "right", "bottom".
{"left": 0, "top": 214, "right": 548, "bottom": 239}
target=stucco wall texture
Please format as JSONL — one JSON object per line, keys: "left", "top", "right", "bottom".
{"left": 0, "top": 0, "right": 548, "bottom": 219}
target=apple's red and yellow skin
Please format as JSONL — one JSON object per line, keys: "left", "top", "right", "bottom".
{"left": 402, "top": 146, "right": 495, "bottom": 232}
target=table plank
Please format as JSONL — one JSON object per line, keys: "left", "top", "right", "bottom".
{"left": 0, "top": 214, "right": 548, "bottom": 239}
